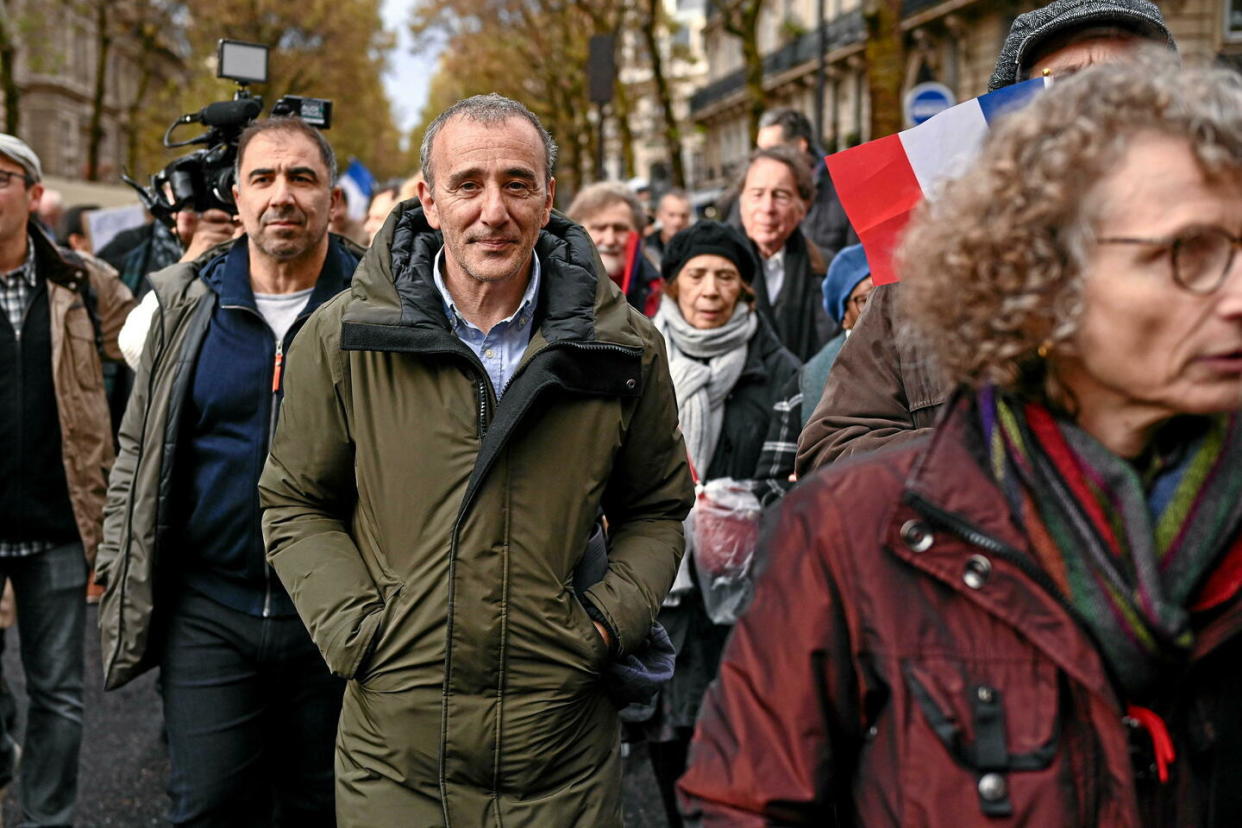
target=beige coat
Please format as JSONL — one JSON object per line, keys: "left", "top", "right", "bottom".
{"left": 34, "top": 226, "right": 134, "bottom": 563}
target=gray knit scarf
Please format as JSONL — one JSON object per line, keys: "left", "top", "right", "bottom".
{"left": 654, "top": 295, "right": 758, "bottom": 475}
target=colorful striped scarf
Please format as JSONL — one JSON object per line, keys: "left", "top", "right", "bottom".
{"left": 977, "top": 386, "right": 1242, "bottom": 697}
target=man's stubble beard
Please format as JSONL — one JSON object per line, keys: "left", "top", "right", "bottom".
{"left": 447, "top": 235, "right": 534, "bottom": 286}
{"left": 254, "top": 232, "right": 318, "bottom": 263}
{"left": 253, "top": 217, "right": 328, "bottom": 264}
{"left": 459, "top": 256, "right": 530, "bottom": 286}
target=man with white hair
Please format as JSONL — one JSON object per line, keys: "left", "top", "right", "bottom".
{"left": 568, "top": 181, "right": 663, "bottom": 315}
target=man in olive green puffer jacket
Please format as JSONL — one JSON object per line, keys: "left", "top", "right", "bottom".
{"left": 259, "top": 94, "right": 694, "bottom": 827}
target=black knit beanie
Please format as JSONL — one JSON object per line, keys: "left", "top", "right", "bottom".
{"left": 661, "top": 221, "right": 758, "bottom": 285}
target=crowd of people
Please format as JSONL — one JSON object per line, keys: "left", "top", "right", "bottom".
{"left": 2, "top": 0, "right": 1241, "bottom": 826}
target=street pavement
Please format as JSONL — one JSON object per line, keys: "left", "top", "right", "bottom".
{"left": 2, "top": 606, "right": 167, "bottom": 826}
{"left": 0, "top": 606, "right": 671, "bottom": 826}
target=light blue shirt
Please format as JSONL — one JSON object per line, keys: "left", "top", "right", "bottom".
{"left": 432, "top": 248, "right": 541, "bottom": 398}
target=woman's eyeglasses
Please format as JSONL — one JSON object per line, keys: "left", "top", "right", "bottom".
{"left": 1097, "top": 226, "right": 1242, "bottom": 295}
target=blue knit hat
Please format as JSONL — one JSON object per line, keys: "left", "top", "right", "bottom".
{"left": 821, "top": 244, "right": 871, "bottom": 325}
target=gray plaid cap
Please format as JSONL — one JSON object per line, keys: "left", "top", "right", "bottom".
{"left": 988, "top": 0, "right": 1176, "bottom": 92}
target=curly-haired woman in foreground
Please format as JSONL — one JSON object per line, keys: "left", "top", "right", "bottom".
{"left": 677, "top": 51, "right": 1242, "bottom": 826}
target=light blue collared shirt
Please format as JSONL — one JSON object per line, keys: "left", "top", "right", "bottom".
{"left": 432, "top": 248, "right": 541, "bottom": 398}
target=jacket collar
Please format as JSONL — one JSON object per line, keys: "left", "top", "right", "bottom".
{"left": 899, "top": 393, "right": 1024, "bottom": 546}
{"left": 745, "top": 228, "right": 809, "bottom": 309}
{"left": 343, "top": 203, "right": 647, "bottom": 527}
{"left": 202, "top": 235, "right": 357, "bottom": 314}
{"left": 890, "top": 392, "right": 1242, "bottom": 701}
{"left": 29, "top": 223, "right": 86, "bottom": 290}
{"left": 344, "top": 201, "right": 641, "bottom": 351}
{"left": 885, "top": 392, "right": 1121, "bottom": 704}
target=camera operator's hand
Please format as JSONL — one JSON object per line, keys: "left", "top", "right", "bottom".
{"left": 177, "top": 209, "right": 240, "bottom": 263}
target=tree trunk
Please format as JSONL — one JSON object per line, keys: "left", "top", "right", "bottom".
{"left": 611, "top": 77, "right": 635, "bottom": 179}
{"left": 0, "top": 2, "right": 19, "bottom": 135}
{"left": 561, "top": 96, "right": 587, "bottom": 193}
{"left": 570, "top": 105, "right": 592, "bottom": 198}
{"left": 718, "top": 0, "right": 767, "bottom": 146}
{"left": 86, "top": 0, "right": 111, "bottom": 180}
{"left": 566, "top": 79, "right": 591, "bottom": 198}
{"left": 125, "top": 63, "right": 154, "bottom": 174}
{"left": 639, "top": 0, "right": 685, "bottom": 188}
{"left": 863, "top": 0, "right": 904, "bottom": 139}
{"left": 586, "top": 100, "right": 603, "bottom": 183}
{"left": 739, "top": 23, "right": 764, "bottom": 145}
{"left": 562, "top": 121, "right": 583, "bottom": 199}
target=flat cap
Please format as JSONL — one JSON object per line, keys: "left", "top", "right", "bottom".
{"left": 0, "top": 134, "right": 42, "bottom": 183}
{"left": 988, "top": 0, "right": 1175, "bottom": 92}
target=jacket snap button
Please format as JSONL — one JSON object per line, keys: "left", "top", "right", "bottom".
{"left": 963, "top": 555, "right": 992, "bottom": 589}
{"left": 976, "top": 685, "right": 994, "bottom": 704}
{"left": 978, "top": 773, "right": 1007, "bottom": 802}
{"left": 625, "top": 378, "right": 637, "bottom": 390}
{"left": 899, "top": 520, "right": 933, "bottom": 553}
{"left": 865, "top": 724, "right": 878, "bottom": 740}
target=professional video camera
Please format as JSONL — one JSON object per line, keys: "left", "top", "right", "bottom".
{"left": 124, "top": 39, "right": 333, "bottom": 228}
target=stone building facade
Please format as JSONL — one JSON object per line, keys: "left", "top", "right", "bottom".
{"left": 691, "top": 0, "right": 1239, "bottom": 192}
{"left": 1, "top": 0, "right": 179, "bottom": 180}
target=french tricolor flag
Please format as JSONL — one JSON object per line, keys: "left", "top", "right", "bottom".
{"left": 826, "top": 76, "right": 1050, "bottom": 285}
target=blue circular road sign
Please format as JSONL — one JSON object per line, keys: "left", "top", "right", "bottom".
{"left": 904, "top": 82, "right": 956, "bottom": 127}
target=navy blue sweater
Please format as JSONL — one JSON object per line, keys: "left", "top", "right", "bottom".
{"left": 173, "top": 238, "right": 358, "bottom": 617}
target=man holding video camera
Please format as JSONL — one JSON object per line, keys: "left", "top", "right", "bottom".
{"left": 97, "top": 116, "right": 362, "bottom": 826}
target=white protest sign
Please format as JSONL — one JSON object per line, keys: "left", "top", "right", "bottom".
{"left": 85, "top": 203, "right": 147, "bottom": 253}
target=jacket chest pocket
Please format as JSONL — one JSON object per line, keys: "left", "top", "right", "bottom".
{"left": 65, "top": 311, "right": 101, "bottom": 391}
{"left": 897, "top": 655, "right": 1067, "bottom": 822}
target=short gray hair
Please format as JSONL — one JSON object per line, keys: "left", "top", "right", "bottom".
{"left": 565, "top": 182, "right": 646, "bottom": 232}
{"left": 420, "top": 94, "right": 558, "bottom": 187}
{"left": 658, "top": 189, "right": 690, "bottom": 209}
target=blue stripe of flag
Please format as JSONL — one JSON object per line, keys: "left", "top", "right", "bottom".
{"left": 979, "top": 77, "right": 1048, "bottom": 125}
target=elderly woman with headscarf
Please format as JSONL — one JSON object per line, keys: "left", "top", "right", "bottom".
{"left": 641, "top": 220, "right": 800, "bottom": 827}
{"left": 679, "top": 52, "right": 1242, "bottom": 826}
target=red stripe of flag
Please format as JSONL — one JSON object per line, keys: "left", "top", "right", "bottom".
{"left": 825, "top": 134, "right": 923, "bottom": 285}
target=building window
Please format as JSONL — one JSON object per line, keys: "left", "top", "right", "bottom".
{"left": 1229, "top": 0, "right": 1242, "bottom": 40}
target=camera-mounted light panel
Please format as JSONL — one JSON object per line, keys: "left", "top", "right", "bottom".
{"left": 218, "top": 39, "right": 269, "bottom": 86}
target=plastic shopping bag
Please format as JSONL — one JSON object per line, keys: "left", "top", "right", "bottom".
{"left": 693, "top": 478, "right": 761, "bottom": 624}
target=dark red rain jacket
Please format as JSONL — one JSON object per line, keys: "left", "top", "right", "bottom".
{"left": 679, "top": 396, "right": 1242, "bottom": 827}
